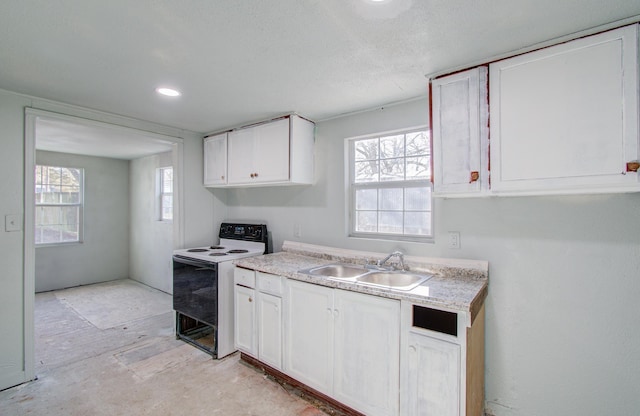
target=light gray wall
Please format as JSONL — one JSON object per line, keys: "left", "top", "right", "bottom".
{"left": 34, "top": 150, "right": 130, "bottom": 292}
{"left": 220, "top": 98, "right": 640, "bottom": 416}
{"left": 0, "top": 89, "right": 31, "bottom": 390}
{"left": 129, "top": 152, "right": 173, "bottom": 294}
{"left": 0, "top": 88, "right": 215, "bottom": 391}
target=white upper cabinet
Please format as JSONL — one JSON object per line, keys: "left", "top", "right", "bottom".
{"left": 489, "top": 25, "right": 640, "bottom": 195}
{"left": 431, "top": 66, "right": 489, "bottom": 196}
{"left": 228, "top": 118, "right": 290, "bottom": 184}
{"left": 206, "top": 114, "right": 315, "bottom": 188}
{"left": 203, "top": 132, "right": 228, "bottom": 186}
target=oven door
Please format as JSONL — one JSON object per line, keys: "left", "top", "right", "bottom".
{"left": 172, "top": 256, "right": 218, "bottom": 326}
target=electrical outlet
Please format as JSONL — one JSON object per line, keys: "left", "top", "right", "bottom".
{"left": 448, "top": 231, "right": 461, "bottom": 249}
{"left": 293, "top": 223, "right": 301, "bottom": 238}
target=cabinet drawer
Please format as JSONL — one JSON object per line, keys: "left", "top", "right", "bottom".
{"left": 234, "top": 267, "right": 256, "bottom": 288}
{"left": 257, "top": 272, "right": 283, "bottom": 295}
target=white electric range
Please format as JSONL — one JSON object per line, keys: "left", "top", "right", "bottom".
{"left": 172, "top": 222, "right": 268, "bottom": 358}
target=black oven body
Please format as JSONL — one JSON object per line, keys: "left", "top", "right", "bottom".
{"left": 173, "top": 255, "right": 218, "bottom": 355}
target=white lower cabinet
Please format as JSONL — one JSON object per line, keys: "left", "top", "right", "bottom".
{"left": 405, "top": 333, "right": 461, "bottom": 416}
{"left": 284, "top": 280, "right": 334, "bottom": 394}
{"left": 234, "top": 283, "right": 256, "bottom": 355}
{"left": 400, "top": 301, "right": 485, "bottom": 416}
{"left": 235, "top": 270, "right": 484, "bottom": 416}
{"left": 234, "top": 268, "right": 284, "bottom": 370}
{"left": 257, "top": 291, "right": 282, "bottom": 369}
{"left": 284, "top": 279, "right": 400, "bottom": 416}
{"left": 333, "top": 289, "right": 400, "bottom": 416}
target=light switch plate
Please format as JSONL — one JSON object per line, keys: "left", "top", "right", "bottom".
{"left": 5, "top": 214, "right": 22, "bottom": 232}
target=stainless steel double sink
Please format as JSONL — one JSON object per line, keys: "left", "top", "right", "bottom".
{"left": 298, "top": 263, "right": 432, "bottom": 291}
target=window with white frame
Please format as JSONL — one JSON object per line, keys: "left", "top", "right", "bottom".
{"left": 158, "top": 167, "right": 173, "bottom": 221}
{"left": 348, "top": 128, "right": 432, "bottom": 240}
{"left": 35, "top": 165, "right": 84, "bottom": 245}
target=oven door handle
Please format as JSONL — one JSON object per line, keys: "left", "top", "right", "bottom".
{"left": 195, "top": 267, "right": 213, "bottom": 271}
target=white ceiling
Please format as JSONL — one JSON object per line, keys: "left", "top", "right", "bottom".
{"left": 2, "top": 0, "right": 640, "bottom": 138}
{"left": 36, "top": 117, "right": 175, "bottom": 160}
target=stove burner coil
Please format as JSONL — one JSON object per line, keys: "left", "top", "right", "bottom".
{"left": 209, "top": 253, "right": 228, "bottom": 257}
{"left": 187, "top": 248, "right": 209, "bottom": 252}
{"left": 210, "top": 246, "right": 225, "bottom": 250}
{"left": 227, "top": 249, "right": 249, "bottom": 254}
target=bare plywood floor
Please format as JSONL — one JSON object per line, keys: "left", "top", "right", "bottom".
{"left": 0, "top": 279, "right": 326, "bottom": 416}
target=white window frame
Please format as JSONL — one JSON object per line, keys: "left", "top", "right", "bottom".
{"left": 35, "top": 165, "right": 84, "bottom": 246}
{"left": 158, "top": 166, "right": 173, "bottom": 222}
{"left": 347, "top": 126, "right": 433, "bottom": 242}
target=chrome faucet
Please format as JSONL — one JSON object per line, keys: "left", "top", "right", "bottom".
{"left": 367, "top": 250, "right": 406, "bottom": 271}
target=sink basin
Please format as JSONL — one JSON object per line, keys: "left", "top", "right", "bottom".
{"left": 300, "top": 264, "right": 368, "bottom": 279}
{"left": 298, "top": 264, "right": 432, "bottom": 291}
{"left": 357, "top": 272, "right": 431, "bottom": 291}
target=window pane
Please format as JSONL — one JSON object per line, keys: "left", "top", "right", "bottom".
{"left": 404, "top": 212, "right": 431, "bottom": 236}
{"left": 405, "top": 187, "right": 431, "bottom": 211}
{"left": 355, "top": 211, "right": 377, "bottom": 232}
{"left": 45, "top": 166, "right": 62, "bottom": 186}
{"left": 162, "top": 195, "right": 173, "bottom": 220}
{"left": 379, "top": 211, "right": 403, "bottom": 234}
{"left": 406, "top": 131, "right": 429, "bottom": 156}
{"left": 380, "top": 135, "right": 404, "bottom": 159}
{"left": 354, "top": 138, "right": 378, "bottom": 161}
{"left": 162, "top": 168, "right": 173, "bottom": 192}
{"left": 35, "top": 224, "right": 59, "bottom": 244}
{"left": 60, "top": 186, "right": 80, "bottom": 203}
{"left": 406, "top": 156, "right": 430, "bottom": 180}
{"left": 356, "top": 189, "right": 377, "bottom": 210}
{"left": 355, "top": 160, "right": 379, "bottom": 183}
{"left": 379, "top": 188, "right": 403, "bottom": 210}
{"left": 61, "top": 168, "right": 80, "bottom": 186}
{"left": 380, "top": 158, "right": 404, "bottom": 181}
{"left": 60, "top": 206, "right": 79, "bottom": 225}
{"left": 36, "top": 206, "right": 58, "bottom": 225}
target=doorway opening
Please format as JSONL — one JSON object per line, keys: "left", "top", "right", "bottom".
{"left": 24, "top": 108, "right": 184, "bottom": 381}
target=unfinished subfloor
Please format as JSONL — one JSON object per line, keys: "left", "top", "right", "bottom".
{"left": 0, "top": 279, "right": 327, "bottom": 416}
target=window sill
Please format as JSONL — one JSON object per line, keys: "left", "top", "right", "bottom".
{"left": 349, "top": 233, "right": 434, "bottom": 244}
{"left": 36, "top": 241, "right": 83, "bottom": 248}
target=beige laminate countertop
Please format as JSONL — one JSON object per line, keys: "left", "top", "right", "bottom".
{"left": 234, "top": 242, "right": 488, "bottom": 323}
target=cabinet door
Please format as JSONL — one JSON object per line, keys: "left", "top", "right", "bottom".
{"left": 258, "top": 292, "right": 282, "bottom": 370}
{"left": 252, "top": 117, "right": 290, "bottom": 183}
{"left": 227, "top": 128, "right": 256, "bottom": 184}
{"left": 405, "top": 332, "right": 460, "bottom": 416}
{"left": 333, "top": 290, "right": 400, "bottom": 416}
{"left": 284, "top": 280, "right": 334, "bottom": 395}
{"left": 432, "top": 67, "right": 489, "bottom": 195}
{"left": 490, "top": 25, "right": 639, "bottom": 194}
{"left": 203, "top": 133, "right": 228, "bottom": 186}
{"left": 234, "top": 285, "right": 257, "bottom": 356}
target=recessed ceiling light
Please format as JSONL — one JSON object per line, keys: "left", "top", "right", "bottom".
{"left": 156, "top": 87, "right": 181, "bottom": 97}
